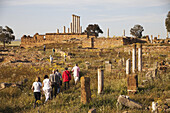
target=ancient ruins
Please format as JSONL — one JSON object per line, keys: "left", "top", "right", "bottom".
{"left": 20, "top": 15, "right": 170, "bottom": 48}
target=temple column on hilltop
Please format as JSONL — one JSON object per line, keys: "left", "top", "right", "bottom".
{"left": 151, "top": 35, "right": 153, "bottom": 43}
{"left": 72, "top": 14, "right": 75, "bottom": 33}
{"left": 76, "top": 16, "right": 79, "bottom": 33}
{"left": 63, "top": 26, "right": 66, "bottom": 33}
{"left": 57, "top": 29, "right": 59, "bottom": 33}
{"left": 138, "top": 44, "right": 142, "bottom": 72}
{"left": 78, "top": 16, "right": 80, "bottom": 33}
{"left": 74, "top": 15, "right": 77, "bottom": 33}
{"left": 70, "top": 23, "right": 72, "bottom": 33}
{"left": 132, "top": 43, "right": 136, "bottom": 73}
{"left": 80, "top": 26, "right": 82, "bottom": 33}
{"left": 107, "top": 28, "right": 109, "bottom": 38}
{"left": 123, "top": 29, "right": 125, "bottom": 36}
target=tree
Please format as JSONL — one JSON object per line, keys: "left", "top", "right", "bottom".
{"left": 84, "top": 24, "right": 103, "bottom": 38}
{"left": 130, "top": 24, "right": 144, "bottom": 38}
{"left": 165, "top": 11, "right": 170, "bottom": 37}
{"left": 0, "top": 26, "right": 15, "bottom": 48}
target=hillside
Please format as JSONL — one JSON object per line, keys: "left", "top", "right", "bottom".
{"left": 0, "top": 43, "right": 170, "bottom": 113}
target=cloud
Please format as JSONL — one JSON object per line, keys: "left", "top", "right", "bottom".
{"left": 91, "top": 13, "right": 167, "bottom": 24}
{"left": 3, "top": 0, "right": 170, "bottom": 8}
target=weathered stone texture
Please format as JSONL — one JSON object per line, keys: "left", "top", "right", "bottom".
{"left": 81, "top": 77, "right": 91, "bottom": 104}
{"left": 127, "top": 74, "right": 138, "bottom": 94}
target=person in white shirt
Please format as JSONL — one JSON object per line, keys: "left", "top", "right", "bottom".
{"left": 31, "top": 77, "right": 42, "bottom": 108}
{"left": 72, "top": 64, "right": 80, "bottom": 85}
{"left": 50, "top": 55, "right": 53, "bottom": 64}
{"left": 42, "top": 75, "right": 51, "bottom": 103}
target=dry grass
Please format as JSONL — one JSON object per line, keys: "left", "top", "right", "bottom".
{"left": 0, "top": 43, "right": 170, "bottom": 113}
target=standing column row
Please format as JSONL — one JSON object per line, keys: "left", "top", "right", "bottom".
{"left": 71, "top": 14, "right": 81, "bottom": 33}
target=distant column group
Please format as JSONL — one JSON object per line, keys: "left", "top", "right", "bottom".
{"left": 71, "top": 14, "right": 81, "bottom": 33}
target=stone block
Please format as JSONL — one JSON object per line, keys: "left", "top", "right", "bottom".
{"left": 105, "top": 63, "right": 112, "bottom": 72}
{"left": 88, "top": 108, "right": 96, "bottom": 113}
{"left": 117, "top": 95, "right": 142, "bottom": 109}
{"left": 127, "top": 74, "right": 138, "bottom": 94}
{"left": 81, "top": 77, "right": 91, "bottom": 104}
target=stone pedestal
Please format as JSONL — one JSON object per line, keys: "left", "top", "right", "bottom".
{"left": 98, "top": 69, "right": 104, "bottom": 94}
{"left": 132, "top": 44, "right": 136, "bottom": 73}
{"left": 105, "top": 63, "right": 112, "bottom": 72}
{"left": 126, "top": 59, "right": 131, "bottom": 75}
{"left": 138, "top": 44, "right": 142, "bottom": 72}
{"left": 127, "top": 74, "right": 138, "bottom": 94}
{"left": 81, "top": 77, "right": 91, "bottom": 104}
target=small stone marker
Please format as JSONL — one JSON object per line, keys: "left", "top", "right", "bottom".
{"left": 98, "top": 69, "right": 104, "bottom": 94}
{"left": 88, "top": 108, "right": 96, "bottom": 113}
{"left": 81, "top": 77, "right": 91, "bottom": 104}
{"left": 127, "top": 74, "right": 138, "bottom": 94}
{"left": 105, "top": 63, "right": 112, "bottom": 72}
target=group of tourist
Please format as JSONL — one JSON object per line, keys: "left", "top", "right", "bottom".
{"left": 31, "top": 64, "right": 80, "bottom": 108}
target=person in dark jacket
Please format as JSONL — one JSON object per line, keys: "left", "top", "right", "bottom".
{"left": 62, "top": 67, "right": 71, "bottom": 90}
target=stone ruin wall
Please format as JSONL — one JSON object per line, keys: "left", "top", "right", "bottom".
{"left": 21, "top": 33, "right": 89, "bottom": 48}
{"left": 82, "top": 37, "right": 148, "bottom": 49}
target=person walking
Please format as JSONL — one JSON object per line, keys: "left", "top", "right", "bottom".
{"left": 62, "top": 67, "right": 71, "bottom": 90}
{"left": 50, "top": 55, "right": 53, "bottom": 64}
{"left": 52, "top": 48, "right": 55, "bottom": 55}
{"left": 42, "top": 75, "right": 51, "bottom": 103}
{"left": 43, "top": 45, "right": 46, "bottom": 51}
{"left": 49, "top": 70, "right": 60, "bottom": 99}
{"left": 31, "top": 77, "right": 42, "bottom": 108}
{"left": 72, "top": 64, "right": 80, "bottom": 85}
{"left": 55, "top": 69, "right": 62, "bottom": 93}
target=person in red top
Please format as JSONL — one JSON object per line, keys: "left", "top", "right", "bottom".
{"left": 62, "top": 67, "right": 71, "bottom": 90}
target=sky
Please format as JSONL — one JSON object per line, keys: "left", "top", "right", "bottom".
{"left": 0, "top": 0, "right": 170, "bottom": 39}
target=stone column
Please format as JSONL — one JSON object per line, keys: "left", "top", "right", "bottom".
{"left": 81, "top": 77, "right": 91, "bottom": 104}
{"left": 132, "top": 43, "right": 136, "bottom": 73}
{"left": 80, "top": 26, "right": 82, "bottom": 33}
{"left": 76, "top": 16, "right": 79, "bottom": 33}
{"left": 70, "top": 23, "right": 72, "bottom": 33}
{"left": 126, "top": 59, "right": 131, "bottom": 75}
{"left": 67, "top": 28, "right": 69, "bottom": 33}
{"left": 98, "top": 69, "right": 104, "bottom": 94}
{"left": 107, "top": 28, "right": 109, "bottom": 38}
{"left": 123, "top": 29, "right": 125, "bottom": 36}
{"left": 63, "top": 26, "right": 66, "bottom": 33}
{"left": 138, "top": 44, "right": 142, "bottom": 72}
{"left": 151, "top": 35, "right": 153, "bottom": 43}
{"left": 167, "top": 31, "right": 169, "bottom": 38}
{"left": 57, "top": 29, "right": 59, "bottom": 33}
{"left": 72, "top": 14, "right": 75, "bottom": 33}
{"left": 78, "top": 16, "right": 80, "bottom": 33}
